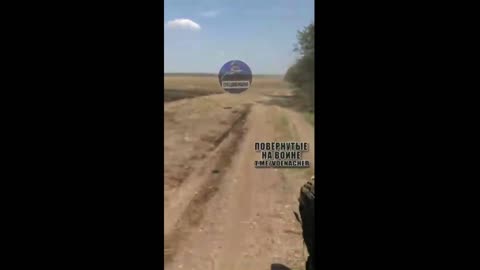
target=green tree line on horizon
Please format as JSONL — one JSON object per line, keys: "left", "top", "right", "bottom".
{"left": 284, "top": 23, "right": 314, "bottom": 111}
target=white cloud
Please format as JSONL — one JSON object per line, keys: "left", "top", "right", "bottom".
{"left": 200, "top": 10, "right": 220, "bottom": 17}
{"left": 165, "top": 19, "right": 201, "bottom": 31}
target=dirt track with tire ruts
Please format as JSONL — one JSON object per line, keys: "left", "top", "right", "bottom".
{"left": 164, "top": 76, "right": 314, "bottom": 270}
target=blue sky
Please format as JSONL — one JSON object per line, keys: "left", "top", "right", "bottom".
{"left": 164, "top": 0, "right": 314, "bottom": 75}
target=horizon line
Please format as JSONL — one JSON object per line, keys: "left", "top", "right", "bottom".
{"left": 164, "top": 72, "right": 284, "bottom": 76}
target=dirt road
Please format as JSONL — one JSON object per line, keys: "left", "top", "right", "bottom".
{"left": 164, "top": 82, "right": 314, "bottom": 270}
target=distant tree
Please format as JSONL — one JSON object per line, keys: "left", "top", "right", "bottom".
{"left": 294, "top": 23, "right": 314, "bottom": 58}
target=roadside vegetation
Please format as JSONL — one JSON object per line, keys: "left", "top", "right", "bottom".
{"left": 304, "top": 111, "right": 314, "bottom": 126}
{"left": 284, "top": 23, "right": 315, "bottom": 123}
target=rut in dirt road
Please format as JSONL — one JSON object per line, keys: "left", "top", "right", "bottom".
{"left": 164, "top": 102, "right": 312, "bottom": 270}
{"left": 164, "top": 105, "right": 252, "bottom": 265}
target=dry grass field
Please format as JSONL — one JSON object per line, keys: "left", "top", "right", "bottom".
{"left": 164, "top": 74, "right": 290, "bottom": 102}
{"left": 164, "top": 75, "right": 223, "bottom": 102}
